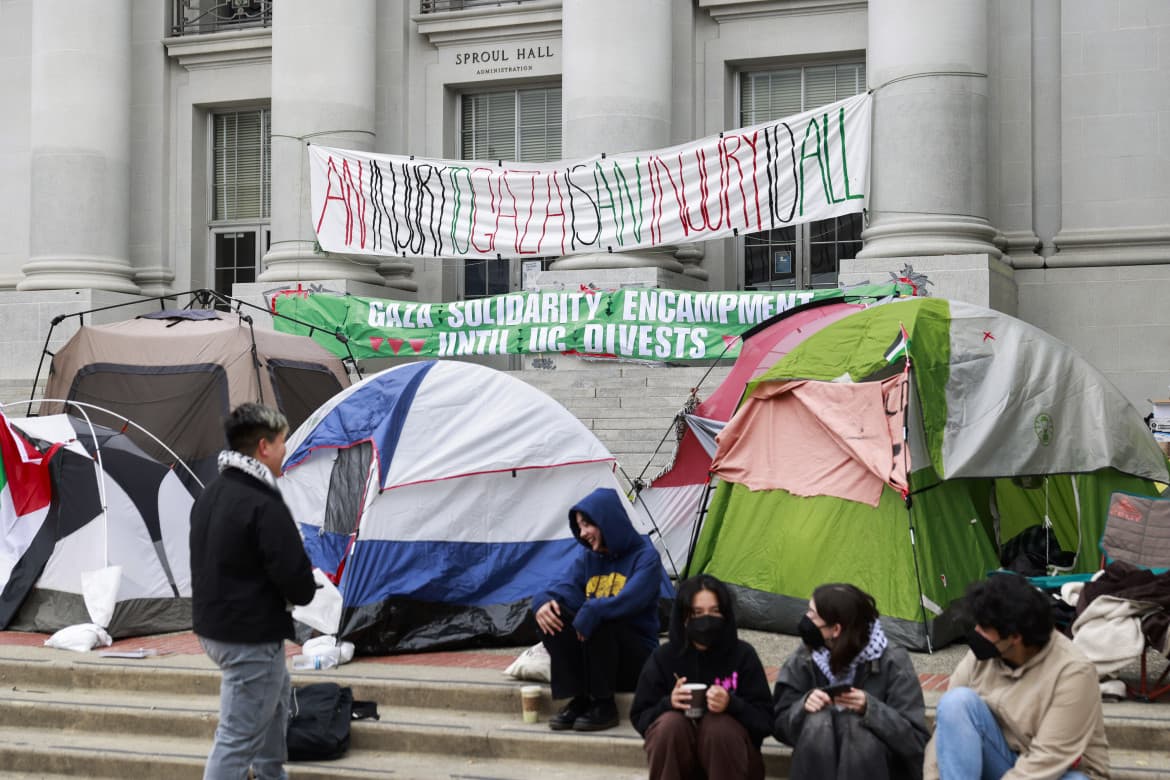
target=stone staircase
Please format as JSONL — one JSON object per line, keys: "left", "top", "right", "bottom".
{"left": 1, "top": 648, "right": 1169, "bottom": 779}
{"left": 515, "top": 363, "right": 733, "bottom": 490}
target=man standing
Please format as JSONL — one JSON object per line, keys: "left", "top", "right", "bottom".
{"left": 925, "top": 573, "right": 1109, "bottom": 780}
{"left": 190, "top": 403, "right": 316, "bottom": 780}
{"left": 532, "top": 487, "right": 672, "bottom": 732}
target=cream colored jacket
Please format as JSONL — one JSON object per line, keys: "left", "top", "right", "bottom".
{"left": 924, "top": 631, "right": 1109, "bottom": 780}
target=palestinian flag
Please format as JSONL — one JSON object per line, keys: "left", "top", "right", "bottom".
{"left": 0, "top": 412, "right": 53, "bottom": 611}
{"left": 884, "top": 324, "right": 910, "bottom": 364}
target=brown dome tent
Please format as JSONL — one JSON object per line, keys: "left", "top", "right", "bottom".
{"left": 42, "top": 310, "right": 350, "bottom": 484}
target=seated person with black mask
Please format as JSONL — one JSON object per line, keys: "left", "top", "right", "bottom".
{"left": 925, "top": 573, "right": 1108, "bottom": 780}
{"left": 631, "top": 574, "right": 772, "bottom": 780}
{"left": 773, "top": 583, "right": 928, "bottom": 780}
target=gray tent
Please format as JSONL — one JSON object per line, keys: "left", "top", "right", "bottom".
{"left": 42, "top": 310, "right": 349, "bottom": 483}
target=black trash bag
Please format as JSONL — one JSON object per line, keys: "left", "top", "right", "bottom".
{"left": 340, "top": 598, "right": 541, "bottom": 655}
{"left": 1000, "top": 525, "right": 1075, "bottom": 576}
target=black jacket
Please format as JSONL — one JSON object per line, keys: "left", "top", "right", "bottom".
{"left": 190, "top": 468, "right": 316, "bottom": 643}
{"left": 630, "top": 591, "right": 772, "bottom": 746}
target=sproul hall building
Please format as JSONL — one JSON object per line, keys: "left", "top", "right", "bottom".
{"left": 0, "top": 0, "right": 1167, "bottom": 413}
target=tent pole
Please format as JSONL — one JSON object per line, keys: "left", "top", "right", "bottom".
{"left": 905, "top": 501, "right": 934, "bottom": 653}
{"left": 241, "top": 314, "right": 266, "bottom": 405}
{"left": 894, "top": 326, "right": 933, "bottom": 651}
{"left": 28, "top": 319, "right": 59, "bottom": 406}
{"left": 682, "top": 477, "right": 715, "bottom": 579}
{"left": 619, "top": 462, "right": 680, "bottom": 580}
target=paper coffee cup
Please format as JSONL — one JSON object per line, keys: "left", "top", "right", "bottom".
{"left": 683, "top": 683, "right": 708, "bottom": 718}
{"left": 520, "top": 685, "right": 542, "bottom": 724}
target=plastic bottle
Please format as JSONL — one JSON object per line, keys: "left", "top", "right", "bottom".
{"left": 291, "top": 653, "right": 339, "bottom": 671}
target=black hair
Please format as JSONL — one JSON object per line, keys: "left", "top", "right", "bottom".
{"left": 963, "top": 573, "right": 1053, "bottom": 647}
{"left": 224, "top": 403, "right": 288, "bottom": 456}
{"left": 668, "top": 574, "right": 737, "bottom": 649}
{"left": 812, "top": 583, "right": 880, "bottom": 675}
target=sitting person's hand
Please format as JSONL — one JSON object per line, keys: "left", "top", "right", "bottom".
{"left": 535, "top": 600, "right": 564, "bottom": 635}
{"left": 670, "top": 676, "right": 691, "bottom": 710}
{"left": 804, "top": 688, "right": 831, "bottom": 713}
{"left": 707, "top": 684, "right": 730, "bottom": 714}
{"left": 833, "top": 687, "right": 867, "bottom": 714}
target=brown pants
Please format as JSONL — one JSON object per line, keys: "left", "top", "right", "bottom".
{"left": 644, "top": 710, "right": 765, "bottom": 780}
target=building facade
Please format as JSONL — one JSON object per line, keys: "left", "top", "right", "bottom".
{"left": 0, "top": 0, "right": 1167, "bottom": 404}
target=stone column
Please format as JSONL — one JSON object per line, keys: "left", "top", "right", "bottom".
{"left": 550, "top": 0, "right": 689, "bottom": 277}
{"left": 19, "top": 0, "right": 140, "bottom": 293}
{"left": 856, "top": 0, "right": 1000, "bottom": 260}
{"left": 1031, "top": 0, "right": 1061, "bottom": 261}
{"left": 258, "top": 0, "right": 414, "bottom": 290}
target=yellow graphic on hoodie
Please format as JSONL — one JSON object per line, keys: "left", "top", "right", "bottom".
{"left": 585, "top": 572, "right": 628, "bottom": 599}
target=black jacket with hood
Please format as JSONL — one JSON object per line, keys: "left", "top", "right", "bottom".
{"left": 530, "top": 487, "right": 670, "bottom": 646}
{"left": 629, "top": 591, "right": 773, "bottom": 746}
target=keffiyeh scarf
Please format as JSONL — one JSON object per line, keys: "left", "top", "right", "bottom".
{"left": 812, "top": 619, "right": 888, "bottom": 687}
{"left": 218, "top": 449, "right": 278, "bottom": 490}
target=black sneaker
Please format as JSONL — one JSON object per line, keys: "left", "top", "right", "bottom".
{"left": 572, "top": 697, "right": 619, "bottom": 731}
{"left": 549, "top": 696, "right": 591, "bottom": 731}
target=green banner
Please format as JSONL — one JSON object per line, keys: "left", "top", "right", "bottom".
{"left": 271, "top": 283, "right": 911, "bottom": 362}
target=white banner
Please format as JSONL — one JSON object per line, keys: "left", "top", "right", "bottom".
{"left": 309, "top": 93, "right": 871, "bottom": 260}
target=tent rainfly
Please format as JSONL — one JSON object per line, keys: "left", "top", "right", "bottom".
{"left": 636, "top": 300, "right": 864, "bottom": 570}
{"left": 686, "top": 297, "right": 1168, "bottom": 650}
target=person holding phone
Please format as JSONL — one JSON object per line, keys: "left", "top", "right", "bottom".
{"left": 772, "top": 583, "right": 929, "bottom": 780}
{"left": 631, "top": 574, "right": 772, "bottom": 780}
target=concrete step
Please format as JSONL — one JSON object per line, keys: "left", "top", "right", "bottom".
{"left": 0, "top": 727, "right": 650, "bottom": 780}
{"left": 0, "top": 680, "right": 795, "bottom": 778}
{"left": 2, "top": 650, "right": 1169, "bottom": 778}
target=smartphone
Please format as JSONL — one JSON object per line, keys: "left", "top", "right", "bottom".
{"left": 822, "top": 683, "right": 853, "bottom": 697}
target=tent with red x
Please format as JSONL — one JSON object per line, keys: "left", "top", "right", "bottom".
{"left": 685, "top": 297, "right": 1168, "bottom": 650}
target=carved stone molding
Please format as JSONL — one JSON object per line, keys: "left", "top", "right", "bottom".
{"left": 414, "top": 0, "right": 562, "bottom": 47}
{"left": 1050, "top": 226, "right": 1170, "bottom": 267}
{"left": 163, "top": 28, "right": 272, "bottom": 70}
{"left": 699, "top": 0, "right": 866, "bottom": 23}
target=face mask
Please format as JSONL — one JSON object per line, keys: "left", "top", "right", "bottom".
{"left": 797, "top": 615, "right": 826, "bottom": 650}
{"left": 686, "top": 615, "right": 725, "bottom": 647}
{"left": 967, "top": 630, "right": 1002, "bottom": 661}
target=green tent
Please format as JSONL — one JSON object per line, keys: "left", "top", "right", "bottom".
{"left": 686, "top": 297, "right": 1167, "bottom": 650}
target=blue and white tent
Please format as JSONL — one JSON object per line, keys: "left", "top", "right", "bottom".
{"left": 280, "top": 360, "right": 646, "bottom": 653}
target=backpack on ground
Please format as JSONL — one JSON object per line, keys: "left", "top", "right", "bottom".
{"left": 287, "top": 682, "right": 379, "bottom": 761}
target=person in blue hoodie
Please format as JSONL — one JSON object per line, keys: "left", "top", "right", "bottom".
{"left": 532, "top": 487, "right": 672, "bottom": 732}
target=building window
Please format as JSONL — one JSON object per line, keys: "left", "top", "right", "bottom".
{"left": 210, "top": 108, "right": 270, "bottom": 301}
{"left": 739, "top": 63, "right": 865, "bottom": 290}
{"left": 459, "top": 87, "right": 561, "bottom": 299}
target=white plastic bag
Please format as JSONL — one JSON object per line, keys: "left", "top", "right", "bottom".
{"left": 301, "top": 634, "right": 355, "bottom": 666}
{"left": 292, "top": 569, "right": 343, "bottom": 636}
{"left": 81, "top": 565, "right": 122, "bottom": 628}
{"left": 504, "top": 642, "right": 551, "bottom": 683}
{"left": 44, "top": 623, "right": 113, "bottom": 653}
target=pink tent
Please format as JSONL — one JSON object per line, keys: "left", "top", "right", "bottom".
{"left": 636, "top": 301, "right": 864, "bottom": 572}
